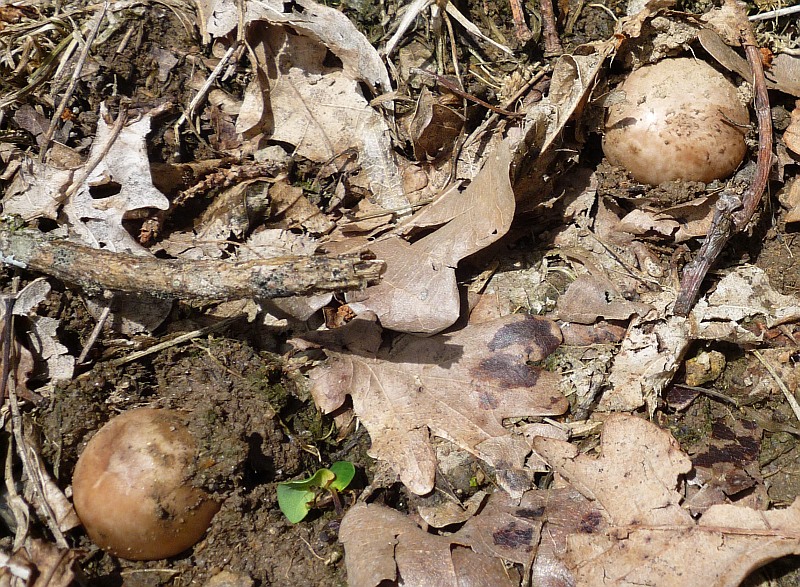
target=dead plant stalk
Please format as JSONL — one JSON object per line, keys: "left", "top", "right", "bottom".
{"left": 673, "top": 0, "right": 773, "bottom": 316}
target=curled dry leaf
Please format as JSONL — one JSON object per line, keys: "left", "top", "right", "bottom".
{"left": 348, "top": 142, "right": 515, "bottom": 334}
{"left": 3, "top": 279, "right": 74, "bottom": 382}
{"left": 616, "top": 195, "right": 717, "bottom": 242}
{"left": 304, "top": 313, "right": 568, "bottom": 495}
{"left": 511, "top": 44, "right": 614, "bottom": 200}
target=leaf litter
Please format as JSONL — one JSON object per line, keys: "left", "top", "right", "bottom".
{"left": 0, "top": 0, "right": 799, "bottom": 584}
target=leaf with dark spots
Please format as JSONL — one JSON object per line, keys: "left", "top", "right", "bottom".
{"left": 529, "top": 414, "right": 800, "bottom": 587}
{"left": 340, "top": 503, "right": 516, "bottom": 587}
{"left": 487, "top": 315, "right": 563, "bottom": 357}
{"left": 492, "top": 523, "right": 534, "bottom": 548}
{"left": 688, "top": 416, "right": 762, "bottom": 498}
{"left": 516, "top": 507, "right": 545, "bottom": 520}
{"left": 578, "top": 510, "right": 603, "bottom": 533}
{"left": 306, "top": 314, "right": 567, "bottom": 495}
{"left": 473, "top": 354, "right": 542, "bottom": 387}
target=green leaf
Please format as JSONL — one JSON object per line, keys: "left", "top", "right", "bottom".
{"left": 277, "top": 483, "right": 315, "bottom": 523}
{"left": 276, "top": 462, "right": 356, "bottom": 523}
{"left": 328, "top": 461, "right": 356, "bottom": 491}
{"left": 280, "top": 468, "right": 336, "bottom": 492}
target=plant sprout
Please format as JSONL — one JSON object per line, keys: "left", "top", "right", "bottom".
{"left": 277, "top": 461, "right": 356, "bottom": 524}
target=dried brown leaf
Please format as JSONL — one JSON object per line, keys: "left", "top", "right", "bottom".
{"left": 63, "top": 105, "right": 169, "bottom": 254}
{"left": 512, "top": 44, "right": 614, "bottom": 199}
{"left": 531, "top": 415, "right": 800, "bottom": 587}
{"left": 784, "top": 101, "right": 800, "bottom": 156}
{"left": 766, "top": 54, "right": 800, "bottom": 97}
{"left": 0, "top": 539, "right": 79, "bottom": 587}
{"left": 556, "top": 275, "right": 651, "bottom": 324}
{"left": 197, "top": 0, "right": 391, "bottom": 92}
{"left": 233, "top": 14, "right": 405, "bottom": 209}
{"left": 307, "top": 314, "right": 568, "bottom": 494}
{"left": 340, "top": 503, "right": 515, "bottom": 587}
{"left": 348, "top": 142, "right": 515, "bottom": 334}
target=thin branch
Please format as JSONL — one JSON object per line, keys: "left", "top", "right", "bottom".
{"left": 754, "top": 349, "right": 800, "bottom": 426}
{"left": 40, "top": 1, "right": 108, "bottom": 162}
{"left": 174, "top": 42, "right": 238, "bottom": 130}
{"left": 2, "top": 292, "right": 69, "bottom": 548}
{"left": 0, "top": 223, "right": 383, "bottom": 300}
{"left": 539, "top": 0, "right": 564, "bottom": 55}
{"left": 673, "top": 0, "right": 772, "bottom": 316}
{"left": 111, "top": 314, "right": 243, "bottom": 367}
{"left": 749, "top": 5, "right": 800, "bottom": 20}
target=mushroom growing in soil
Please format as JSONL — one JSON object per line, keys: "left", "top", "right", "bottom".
{"left": 72, "top": 408, "right": 220, "bottom": 560}
{"left": 602, "top": 58, "right": 750, "bottom": 185}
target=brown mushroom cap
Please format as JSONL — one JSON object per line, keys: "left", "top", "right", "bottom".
{"left": 72, "top": 408, "right": 220, "bottom": 561}
{"left": 602, "top": 58, "right": 749, "bottom": 185}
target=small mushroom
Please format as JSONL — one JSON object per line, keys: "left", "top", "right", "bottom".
{"left": 603, "top": 58, "right": 749, "bottom": 185}
{"left": 72, "top": 408, "right": 220, "bottom": 560}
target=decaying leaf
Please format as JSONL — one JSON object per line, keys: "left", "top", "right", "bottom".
{"left": 304, "top": 313, "right": 568, "bottom": 495}
{"left": 602, "top": 313, "right": 691, "bottom": 412}
{"left": 198, "top": 0, "right": 405, "bottom": 210}
{"left": 784, "top": 101, "right": 800, "bottom": 156}
{"left": 347, "top": 142, "right": 515, "bottom": 334}
{"left": 2, "top": 159, "right": 73, "bottom": 222}
{"left": 409, "top": 87, "right": 465, "bottom": 161}
{"left": 2, "top": 279, "right": 74, "bottom": 383}
{"left": 0, "top": 539, "right": 79, "bottom": 587}
{"left": 692, "top": 265, "right": 800, "bottom": 341}
{"left": 62, "top": 105, "right": 170, "bottom": 253}
{"left": 340, "top": 502, "right": 515, "bottom": 587}
{"left": 196, "top": 0, "right": 391, "bottom": 92}
{"left": 616, "top": 195, "right": 717, "bottom": 242}
{"left": 532, "top": 414, "right": 800, "bottom": 587}
{"left": 343, "top": 416, "right": 797, "bottom": 587}
{"left": 556, "top": 275, "right": 651, "bottom": 324}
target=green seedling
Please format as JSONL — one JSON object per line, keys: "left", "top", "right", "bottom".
{"left": 277, "top": 461, "right": 356, "bottom": 523}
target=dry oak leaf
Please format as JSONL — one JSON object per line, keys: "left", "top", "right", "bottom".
{"left": 533, "top": 414, "right": 800, "bottom": 587}
{"left": 307, "top": 313, "right": 568, "bottom": 495}
{"left": 340, "top": 502, "right": 515, "bottom": 587}
{"left": 347, "top": 141, "right": 515, "bottom": 334}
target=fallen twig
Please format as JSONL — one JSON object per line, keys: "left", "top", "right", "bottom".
{"left": 539, "top": 0, "right": 564, "bottom": 55}
{"left": 754, "top": 350, "right": 800, "bottom": 426}
{"left": 673, "top": 0, "right": 772, "bottom": 316}
{"left": 0, "top": 224, "right": 383, "bottom": 300}
{"left": 111, "top": 314, "right": 243, "bottom": 367}
{"left": 40, "top": 1, "right": 108, "bottom": 162}
{"left": 508, "top": 0, "right": 535, "bottom": 42}
{"left": 1, "top": 289, "right": 69, "bottom": 548}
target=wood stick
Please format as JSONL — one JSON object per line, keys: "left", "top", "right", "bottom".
{"left": 539, "top": 0, "right": 564, "bottom": 55}
{"left": 673, "top": 0, "right": 772, "bottom": 316}
{"left": 0, "top": 224, "right": 383, "bottom": 300}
